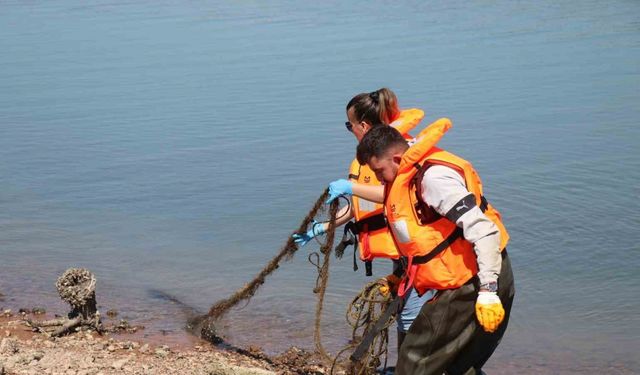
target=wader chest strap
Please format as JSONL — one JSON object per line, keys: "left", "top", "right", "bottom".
{"left": 350, "top": 295, "right": 403, "bottom": 362}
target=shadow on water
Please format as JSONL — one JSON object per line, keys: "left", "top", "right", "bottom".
{"left": 146, "top": 288, "right": 296, "bottom": 370}
{"left": 147, "top": 288, "right": 202, "bottom": 318}
{"left": 147, "top": 288, "right": 228, "bottom": 345}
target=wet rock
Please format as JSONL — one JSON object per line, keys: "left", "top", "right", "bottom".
{"left": 32, "top": 307, "right": 46, "bottom": 315}
{"left": 105, "top": 309, "right": 118, "bottom": 318}
{"left": 0, "top": 338, "right": 19, "bottom": 354}
{"left": 2, "top": 310, "right": 12, "bottom": 317}
{"left": 18, "top": 308, "right": 30, "bottom": 315}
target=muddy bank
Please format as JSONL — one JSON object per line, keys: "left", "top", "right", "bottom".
{"left": 0, "top": 313, "right": 330, "bottom": 375}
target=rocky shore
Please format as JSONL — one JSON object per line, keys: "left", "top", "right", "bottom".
{"left": 0, "top": 312, "right": 327, "bottom": 375}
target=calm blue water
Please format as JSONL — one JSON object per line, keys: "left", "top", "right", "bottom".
{"left": 1, "top": 1, "right": 639, "bottom": 373}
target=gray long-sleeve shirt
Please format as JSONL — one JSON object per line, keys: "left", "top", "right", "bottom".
{"left": 420, "top": 165, "right": 501, "bottom": 285}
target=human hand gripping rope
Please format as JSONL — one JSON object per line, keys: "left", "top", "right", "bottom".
{"left": 293, "top": 178, "right": 353, "bottom": 248}
{"left": 292, "top": 220, "right": 327, "bottom": 247}
{"left": 326, "top": 179, "right": 354, "bottom": 204}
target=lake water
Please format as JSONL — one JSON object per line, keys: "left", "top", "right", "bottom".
{"left": 1, "top": 1, "right": 639, "bottom": 373}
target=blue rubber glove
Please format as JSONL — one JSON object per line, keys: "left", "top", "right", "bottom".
{"left": 292, "top": 220, "right": 327, "bottom": 247}
{"left": 326, "top": 179, "right": 353, "bottom": 204}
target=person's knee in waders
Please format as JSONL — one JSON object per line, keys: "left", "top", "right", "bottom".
{"left": 356, "top": 123, "right": 515, "bottom": 375}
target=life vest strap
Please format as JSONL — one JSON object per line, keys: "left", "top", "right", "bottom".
{"left": 336, "top": 220, "right": 382, "bottom": 277}
{"left": 396, "top": 197, "right": 491, "bottom": 292}
{"left": 395, "top": 228, "right": 462, "bottom": 297}
{"left": 398, "top": 256, "right": 418, "bottom": 298}
{"left": 354, "top": 213, "right": 387, "bottom": 233}
{"left": 412, "top": 227, "right": 464, "bottom": 265}
{"left": 335, "top": 222, "right": 359, "bottom": 272}
{"left": 359, "top": 229, "right": 373, "bottom": 276}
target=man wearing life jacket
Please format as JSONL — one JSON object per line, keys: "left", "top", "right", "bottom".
{"left": 292, "top": 88, "right": 435, "bottom": 355}
{"left": 355, "top": 123, "right": 515, "bottom": 375}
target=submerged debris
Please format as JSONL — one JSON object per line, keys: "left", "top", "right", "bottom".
{"left": 24, "top": 268, "right": 143, "bottom": 338}
{"left": 272, "top": 347, "right": 328, "bottom": 374}
{"left": 110, "top": 319, "right": 144, "bottom": 334}
{"left": 31, "top": 307, "right": 46, "bottom": 315}
{"left": 55, "top": 268, "right": 97, "bottom": 315}
{"left": 26, "top": 268, "right": 102, "bottom": 337}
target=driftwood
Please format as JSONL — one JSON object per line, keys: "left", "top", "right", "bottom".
{"left": 25, "top": 268, "right": 104, "bottom": 337}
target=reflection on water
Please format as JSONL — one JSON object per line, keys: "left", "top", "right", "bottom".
{"left": 1, "top": 1, "right": 639, "bottom": 373}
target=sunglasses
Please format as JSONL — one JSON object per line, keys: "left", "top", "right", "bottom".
{"left": 344, "top": 121, "right": 353, "bottom": 132}
{"left": 345, "top": 106, "right": 374, "bottom": 133}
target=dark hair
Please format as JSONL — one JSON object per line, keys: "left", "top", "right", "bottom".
{"left": 357, "top": 125, "right": 408, "bottom": 165}
{"left": 346, "top": 88, "right": 400, "bottom": 127}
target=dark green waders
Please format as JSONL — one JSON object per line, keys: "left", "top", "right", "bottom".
{"left": 396, "top": 251, "right": 515, "bottom": 375}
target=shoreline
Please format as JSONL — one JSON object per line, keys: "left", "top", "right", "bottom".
{"left": 0, "top": 311, "right": 328, "bottom": 375}
{"left": 0, "top": 313, "right": 272, "bottom": 375}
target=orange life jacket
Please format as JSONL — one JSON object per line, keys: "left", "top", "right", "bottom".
{"left": 347, "top": 109, "right": 425, "bottom": 271}
{"left": 390, "top": 108, "right": 425, "bottom": 139}
{"left": 384, "top": 119, "right": 509, "bottom": 295}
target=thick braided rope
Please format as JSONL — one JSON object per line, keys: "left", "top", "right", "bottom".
{"left": 196, "top": 190, "right": 331, "bottom": 340}
{"left": 330, "top": 281, "right": 394, "bottom": 375}
{"left": 311, "top": 200, "right": 339, "bottom": 361}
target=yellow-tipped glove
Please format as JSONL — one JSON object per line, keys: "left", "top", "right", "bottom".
{"left": 475, "top": 291, "right": 505, "bottom": 333}
{"left": 377, "top": 274, "right": 401, "bottom": 297}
